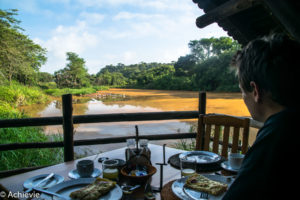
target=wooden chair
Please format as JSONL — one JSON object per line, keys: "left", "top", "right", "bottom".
{"left": 196, "top": 114, "right": 250, "bottom": 158}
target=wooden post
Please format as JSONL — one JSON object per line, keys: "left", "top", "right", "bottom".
{"left": 198, "top": 91, "right": 207, "bottom": 150}
{"left": 199, "top": 91, "right": 206, "bottom": 115}
{"left": 62, "top": 94, "right": 74, "bottom": 162}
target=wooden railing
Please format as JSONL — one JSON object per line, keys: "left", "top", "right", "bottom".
{"left": 0, "top": 92, "right": 262, "bottom": 177}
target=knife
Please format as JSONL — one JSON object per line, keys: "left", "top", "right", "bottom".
{"left": 32, "top": 187, "right": 69, "bottom": 200}
{"left": 25, "top": 173, "right": 55, "bottom": 193}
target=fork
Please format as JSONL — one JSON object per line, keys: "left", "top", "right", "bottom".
{"left": 200, "top": 192, "right": 209, "bottom": 199}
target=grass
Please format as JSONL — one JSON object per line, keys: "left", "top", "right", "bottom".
{"left": 44, "top": 86, "right": 109, "bottom": 97}
{"left": 0, "top": 82, "right": 48, "bottom": 107}
{"left": 172, "top": 126, "right": 197, "bottom": 151}
{"left": 0, "top": 105, "right": 64, "bottom": 171}
{"left": 44, "top": 85, "right": 110, "bottom": 97}
{"left": 0, "top": 127, "right": 63, "bottom": 171}
{"left": 44, "top": 87, "right": 95, "bottom": 96}
{"left": 0, "top": 83, "right": 64, "bottom": 171}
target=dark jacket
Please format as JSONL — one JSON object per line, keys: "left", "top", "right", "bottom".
{"left": 222, "top": 108, "right": 299, "bottom": 200}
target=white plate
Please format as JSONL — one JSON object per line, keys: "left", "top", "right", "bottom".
{"left": 23, "top": 174, "right": 64, "bottom": 189}
{"left": 179, "top": 151, "right": 221, "bottom": 164}
{"left": 68, "top": 168, "right": 102, "bottom": 179}
{"left": 41, "top": 178, "right": 122, "bottom": 200}
{"left": 220, "top": 161, "right": 239, "bottom": 173}
{"left": 172, "top": 174, "right": 234, "bottom": 200}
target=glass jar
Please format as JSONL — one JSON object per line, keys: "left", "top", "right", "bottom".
{"left": 139, "top": 139, "right": 151, "bottom": 160}
{"left": 102, "top": 159, "right": 119, "bottom": 180}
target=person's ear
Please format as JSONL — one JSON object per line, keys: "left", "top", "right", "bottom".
{"left": 250, "top": 81, "right": 260, "bottom": 103}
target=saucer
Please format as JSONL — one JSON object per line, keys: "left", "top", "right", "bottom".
{"left": 68, "top": 168, "right": 101, "bottom": 179}
{"left": 221, "top": 161, "right": 240, "bottom": 173}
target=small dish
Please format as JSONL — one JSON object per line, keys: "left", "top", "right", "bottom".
{"left": 120, "top": 164, "right": 156, "bottom": 183}
{"left": 221, "top": 161, "right": 239, "bottom": 173}
{"left": 23, "top": 174, "right": 64, "bottom": 189}
{"left": 68, "top": 168, "right": 101, "bottom": 179}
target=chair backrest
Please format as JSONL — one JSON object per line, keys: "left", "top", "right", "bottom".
{"left": 196, "top": 114, "right": 250, "bottom": 158}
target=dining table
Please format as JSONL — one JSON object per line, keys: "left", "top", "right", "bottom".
{"left": 0, "top": 144, "right": 234, "bottom": 200}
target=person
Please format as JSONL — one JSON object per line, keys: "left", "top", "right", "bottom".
{"left": 222, "top": 33, "right": 300, "bottom": 200}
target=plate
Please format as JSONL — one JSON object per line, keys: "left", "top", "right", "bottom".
{"left": 41, "top": 178, "right": 123, "bottom": 200}
{"left": 23, "top": 174, "right": 64, "bottom": 189}
{"left": 221, "top": 161, "right": 239, "bottom": 173}
{"left": 171, "top": 174, "right": 234, "bottom": 200}
{"left": 179, "top": 151, "right": 221, "bottom": 164}
{"left": 68, "top": 168, "right": 101, "bottom": 179}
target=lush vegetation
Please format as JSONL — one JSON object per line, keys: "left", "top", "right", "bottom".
{"left": 95, "top": 37, "right": 241, "bottom": 92}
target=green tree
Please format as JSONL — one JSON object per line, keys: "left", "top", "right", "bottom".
{"left": 0, "top": 9, "right": 47, "bottom": 85}
{"left": 188, "top": 37, "right": 240, "bottom": 62}
{"left": 54, "top": 52, "right": 90, "bottom": 88}
{"left": 195, "top": 51, "right": 239, "bottom": 91}
{"left": 174, "top": 55, "right": 197, "bottom": 76}
{"left": 95, "top": 72, "right": 127, "bottom": 86}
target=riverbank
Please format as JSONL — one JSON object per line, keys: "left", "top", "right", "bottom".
{"left": 44, "top": 86, "right": 110, "bottom": 97}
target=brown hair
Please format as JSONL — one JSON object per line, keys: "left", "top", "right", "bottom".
{"left": 232, "top": 33, "right": 300, "bottom": 107}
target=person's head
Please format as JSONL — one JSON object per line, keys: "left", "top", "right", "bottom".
{"left": 232, "top": 33, "right": 300, "bottom": 121}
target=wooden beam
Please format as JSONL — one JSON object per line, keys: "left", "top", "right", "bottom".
{"left": 262, "top": 0, "right": 300, "bottom": 42}
{"left": 0, "top": 117, "right": 63, "bottom": 128}
{"left": 0, "top": 133, "right": 196, "bottom": 151}
{"left": 196, "top": 0, "right": 261, "bottom": 28}
{"left": 0, "top": 111, "right": 199, "bottom": 128}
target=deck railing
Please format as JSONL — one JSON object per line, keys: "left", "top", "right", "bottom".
{"left": 0, "top": 92, "right": 262, "bottom": 177}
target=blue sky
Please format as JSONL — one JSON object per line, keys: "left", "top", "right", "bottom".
{"left": 1, "top": 0, "right": 228, "bottom": 74}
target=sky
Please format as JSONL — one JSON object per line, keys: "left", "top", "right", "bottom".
{"left": 1, "top": 0, "right": 228, "bottom": 74}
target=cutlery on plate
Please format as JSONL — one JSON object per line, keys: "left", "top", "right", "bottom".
{"left": 31, "top": 187, "right": 69, "bottom": 200}
{"left": 121, "top": 184, "right": 140, "bottom": 193}
{"left": 25, "top": 173, "right": 55, "bottom": 193}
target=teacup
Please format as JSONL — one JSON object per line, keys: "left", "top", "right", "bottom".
{"left": 77, "top": 159, "right": 94, "bottom": 177}
{"left": 228, "top": 153, "right": 245, "bottom": 170}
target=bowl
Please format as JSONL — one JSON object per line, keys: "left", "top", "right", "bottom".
{"left": 121, "top": 164, "right": 157, "bottom": 183}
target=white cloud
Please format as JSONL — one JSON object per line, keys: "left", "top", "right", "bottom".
{"left": 76, "top": 0, "right": 197, "bottom": 12}
{"left": 123, "top": 51, "right": 137, "bottom": 63}
{"left": 38, "top": 21, "right": 100, "bottom": 72}
{"left": 79, "top": 12, "right": 105, "bottom": 24}
{"left": 162, "top": 46, "right": 190, "bottom": 62}
{"left": 113, "top": 12, "right": 162, "bottom": 21}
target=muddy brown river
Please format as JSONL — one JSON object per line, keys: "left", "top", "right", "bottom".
{"left": 18, "top": 89, "right": 256, "bottom": 157}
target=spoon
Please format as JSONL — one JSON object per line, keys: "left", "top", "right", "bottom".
{"left": 121, "top": 184, "right": 140, "bottom": 194}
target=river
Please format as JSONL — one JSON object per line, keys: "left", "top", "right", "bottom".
{"left": 18, "top": 89, "right": 255, "bottom": 157}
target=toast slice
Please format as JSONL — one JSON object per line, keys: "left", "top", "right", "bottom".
{"left": 185, "top": 174, "right": 227, "bottom": 196}
{"left": 69, "top": 178, "right": 116, "bottom": 200}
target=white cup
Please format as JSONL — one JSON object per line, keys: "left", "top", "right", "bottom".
{"left": 229, "top": 153, "right": 245, "bottom": 170}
